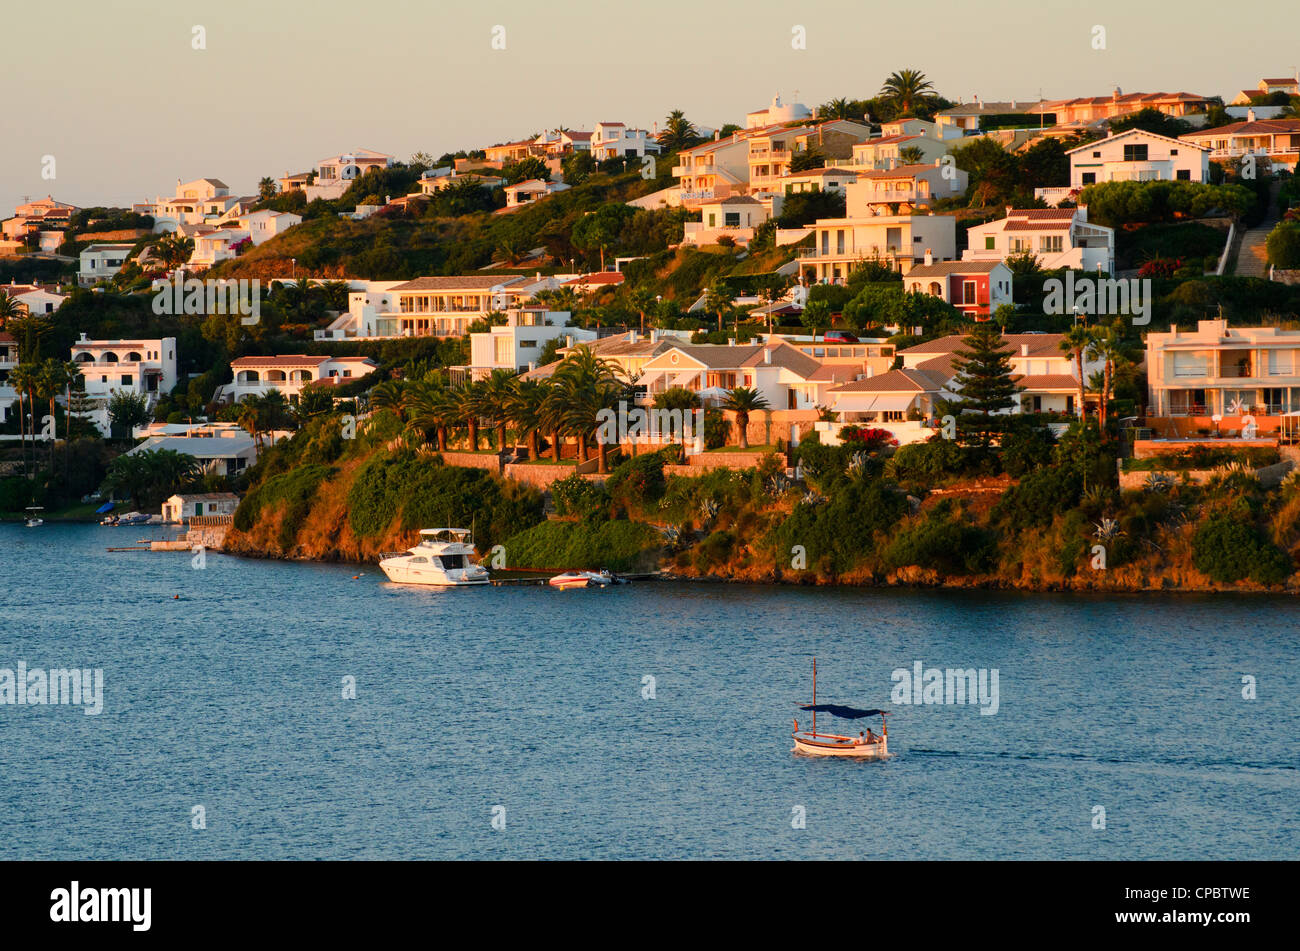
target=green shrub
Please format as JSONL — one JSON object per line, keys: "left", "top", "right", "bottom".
{"left": 501, "top": 518, "right": 662, "bottom": 572}
{"left": 347, "top": 452, "right": 543, "bottom": 550}
{"left": 606, "top": 449, "right": 670, "bottom": 513}
{"left": 882, "top": 505, "right": 995, "bottom": 574}
{"left": 768, "top": 478, "right": 906, "bottom": 574}
{"left": 992, "top": 466, "right": 1083, "bottom": 532}
{"left": 233, "top": 464, "right": 337, "bottom": 550}
{"left": 550, "top": 473, "right": 607, "bottom": 517}
{"left": 1192, "top": 512, "right": 1292, "bottom": 584}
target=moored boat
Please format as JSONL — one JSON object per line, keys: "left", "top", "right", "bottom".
{"left": 24, "top": 506, "right": 44, "bottom": 528}
{"left": 791, "top": 658, "right": 890, "bottom": 760}
{"left": 379, "top": 528, "right": 490, "bottom": 586}
{"left": 548, "top": 569, "right": 624, "bottom": 589}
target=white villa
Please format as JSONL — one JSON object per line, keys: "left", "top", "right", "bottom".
{"left": 465, "top": 309, "right": 594, "bottom": 378}
{"left": 1180, "top": 113, "right": 1300, "bottom": 168}
{"left": 682, "top": 195, "right": 781, "bottom": 247}
{"left": 71, "top": 334, "right": 178, "bottom": 434}
{"left": 189, "top": 210, "right": 301, "bottom": 268}
{"left": 0, "top": 331, "right": 17, "bottom": 424}
{"left": 303, "top": 149, "right": 394, "bottom": 202}
{"left": 1, "top": 282, "right": 66, "bottom": 315}
{"left": 316, "top": 276, "right": 562, "bottom": 340}
{"left": 222, "top": 354, "right": 377, "bottom": 403}
{"left": 78, "top": 243, "right": 135, "bottom": 286}
{"left": 134, "top": 178, "right": 244, "bottom": 231}
{"left": 504, "top": 179, "right": 570, "bottom": 207}
{"left": 846, "top": 161, "right": 969, "bottom": 214}
{"left": 963, "top": 207, "right": 1115, "bottom": 273}
{"left": 1145, "top": 319, "right": 1300, "bottom": 436}
{"left": 589, "top": 122, "right": 661, "bottom": 161}
{"left": 801, "top": 212, "right": 957, "bottom": 282}
{"left": 1066, "top": 129, "right": 1209, "bottom": 187}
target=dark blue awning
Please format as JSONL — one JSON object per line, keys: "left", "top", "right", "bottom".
{"left": 800, "top": 704, "right": 887, "bottom": 720}
{"left": 96, "top": 502, "right": 115, "bottom": 514}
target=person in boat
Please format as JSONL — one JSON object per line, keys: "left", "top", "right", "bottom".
{"left": 856, "top": 731, "right": 868, "bottom": 746}
{"left": 864, "top": 727, "right": 878, "bottom": 745}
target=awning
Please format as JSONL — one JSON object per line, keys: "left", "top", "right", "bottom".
{"left": 799, "top": 704, "right": 888, "bottom": 720}
{"left": 95, "top": 502, "right": 115, "bottom": 514}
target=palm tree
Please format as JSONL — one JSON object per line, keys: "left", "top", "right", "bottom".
{"left": 705, "top": 284, "right": 732, "bottom": 333}
{"left": 235, "top": 398, "right": 262, "bottom": 449}
{"left": 1060, "top": 324, "right": 1092, "bottom": 421}
{"left": 658, "top": 110, "right": 698, "bottom": 152}
{"left": 820, "top": 97, "right": 852, "bottom": 120}
{"left": 1086, "top": 323, "right": 1126, "bottom": 429}
{"left": 479, "top": 369, "right": 518, "bottom": 451}
{"left": 454, "top": 380, "right": 485, "bottom": 451}
{"left": 879, "top": 68, "right": 937, "bottom": 117}
{"left": 628, "top": 287, "right": 655, "bottom": 334}
{"left": 37, "top": 359, "right": 72, "bottom": 469}
{"left": 258, "top": 177, "right": 278, "bottom": 202}
{"left": 721, "top": 387, "right": 770, "bottom": 449}
{"left": 506, "top": 378, "right": 548, "bottom": 460}
{"left": 539, "top": 381, "right": 570, "bottom": 463}
{"left": 9, "top": 362, "right": 38, "bottom": 476}
{"left": 0, "top": 293, "right": 20, "bottom": 328}
{"left": 369, "top": 379, "right": 408, "bottom": 422}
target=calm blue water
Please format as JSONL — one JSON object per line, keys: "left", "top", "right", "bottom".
{"left": 1, "top": 523, "right": 1297, "bottom": 860}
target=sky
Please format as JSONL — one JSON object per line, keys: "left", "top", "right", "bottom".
{"left": 2, "top": 0, "right": 1298, "bottom": 214}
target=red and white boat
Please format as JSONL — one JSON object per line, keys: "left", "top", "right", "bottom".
{"left": 548, "top": 569, "right": 623, "bottom": 589}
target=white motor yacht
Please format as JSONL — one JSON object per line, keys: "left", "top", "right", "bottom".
{"left": 379, "top": 528, "right": 490, "bottom": 586}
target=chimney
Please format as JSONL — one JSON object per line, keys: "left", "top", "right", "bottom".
{"left": 1010, "top": 98, "right": 1016, "bottom": 110}
{"left": 923, "top": 249, "right": 933, "bottom": 266}
{"left": 1020, "top": 344, "right": 1029, "bottom": 356}
{"left": 728, "top": 337, "right": 736, "bottom": 346}
{"left": 714, "top": 130, "right": 721, "bottom": 141}
{"left": 629, "top": 330, "right": 639, "bottom": 344}
{"left": 764, "top": 348, "right": 772, "bottom": 364}
{"left": 1247, "top": 108, "right": 1256, "bottom": 122}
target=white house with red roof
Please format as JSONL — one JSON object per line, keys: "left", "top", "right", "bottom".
{"left": 904, "top": 258, "right": 1013, "bottom": 319}
{"left": 963, "top": 206, "right": 1115, "bottom": 272}
{"left": 134, "top": 178, "right": 244, "bottom": 231}
{"left": 70, "top": 334, "right": 178, "bottom": 434}
{"left": 561, "top": 271, "right": 624, "bottom": 294}
{"left": 682, "top": 195, "right": 781, "bottom": 247}
{"left": 1066, "top": 128, "right": 1210, "bottom": 187}
{"left": 1, "top": 281, "right": 66, "bottom": 316}
{"left": 801, "top": 212, "right": 957, "bottom": 282}
{"left": 1180, "top": 112, "right": 1300, "bottom": 166}
{"left": 223, "top": 354, "right": 377, "bottom": 403}
{"left": 844, "top": 133, "right": 953, "bottom": 171}
{"left": 673, "top": 134, "right": 752, "bottom": 206}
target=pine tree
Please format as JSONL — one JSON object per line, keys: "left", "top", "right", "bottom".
{"left": 941, "top": 323, "right": 1022, "bottom": 447}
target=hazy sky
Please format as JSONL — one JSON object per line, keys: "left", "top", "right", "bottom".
{"left": 3, "top": 0, "right": 1298, "bottom": 214}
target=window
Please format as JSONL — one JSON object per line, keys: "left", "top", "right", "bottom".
{"left": 724, "top": 212, "right": 740, "bottom": 227}
{"left": 1040, "top": 235, "right": 1063, "bottom": 254}
{"left": 1081, "top": 172, "right": 1096, "bottom": 185}
{"left": 1123, "top": 144, "right": 1149, "bottom": 162}
{"left": 962, "top": 281, "right": 977, "bottom": 305}
{"left": 1176, "top": 169, "right": 1191, "bottom": 180}
{"left": 985, "top": 236, "right": 995, "bottom": 250}
{"left": 1092, "top": 151, "right": 1101, "bottom": 158}
{"left": 1170, "top": 149, "right": 1179, "bottom": 155}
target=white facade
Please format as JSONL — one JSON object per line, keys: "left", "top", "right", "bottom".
{"left": 134, "top": 178, "right": 240, "bottom": 231}
{"left": 127, "top": 431, "right": 257, "bottom": 476}
{"left": 304, "top": 149, "right": 393, "bottom": 202}
{"left": 801, "top": 213, "right": 958, "bottom": 282}
{"left": 162, "top": 492, "right": 241, "bottom": 523}
{"left": 504, "top": 179, "right": 570, "bottom": 206}
{"left": 1066, "top": 129, "right": 1210, "bottom": 188}
{"left": 78, "top": 244, "right": 134, "bottom": 286}
{"left": 315, "top": 276, "right": 543, "bottom": 341}
{"left": 71, "top": 334, "right": 178, "bottom": 434}
{"left": 682, "top": 195, "right": 780, "bottom": 247}
{"left": 466, "top": 310, "right": 594, "bottom": 378}
{"left": 223, "top": 354, "right": 377, "bottom": 403}
{"left": 590, "top": 123, "right": 659, "bottom": 161}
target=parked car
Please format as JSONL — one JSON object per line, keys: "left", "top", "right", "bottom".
{"left": 824, "top": 330, "right": 859, "bottom": 343}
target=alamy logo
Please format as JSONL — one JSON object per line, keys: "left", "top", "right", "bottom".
{"left": 0, "top": 662, "right": 103, "bottom": 715}
{"left": 50, "top": 882, "right": 150, "bottom": 932}
{"left": 891, "top": 661, "right": 999, "bottom": 715}
{"left": 152, "top": 274, "right": 261, "bottom": 325}
{"left": 1043, "top": 272, "right": 1151, "bottom": 326}
{"left": 595, "top": 400, "right": 703, "bottom": 446}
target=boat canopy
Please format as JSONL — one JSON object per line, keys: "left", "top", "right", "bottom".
{"left": 419, "top": 528, "right": 471, "bottom": 539}
{"left": 96, "top": 502, "right": 115, "bottom": 514}
{"left": 799, "top": 704, "right": 887, "bottom": 720}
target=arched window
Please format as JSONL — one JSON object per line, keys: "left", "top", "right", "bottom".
{"left": 929, "top": 282, "right": 942, "bottom": 296}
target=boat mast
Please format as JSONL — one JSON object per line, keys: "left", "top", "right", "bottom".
{"left": 812, "top": 657, "right": 816, "bottom": 737}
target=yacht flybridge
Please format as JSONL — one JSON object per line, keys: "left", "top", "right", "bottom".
{"left": 379, "top": 528, "right": 490, "bottom": 586}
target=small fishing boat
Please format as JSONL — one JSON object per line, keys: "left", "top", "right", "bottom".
{"left": 24, "top": 506, "right": 44, "bottom": 527}
{"left": 548, "top": 569, "right": 624, "bottom": 589}
{"left": 379, "top": 528, "right": 490, "bottom": 586}
{"left": 791, "top": 658, "right": 890, "bottom": 759}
